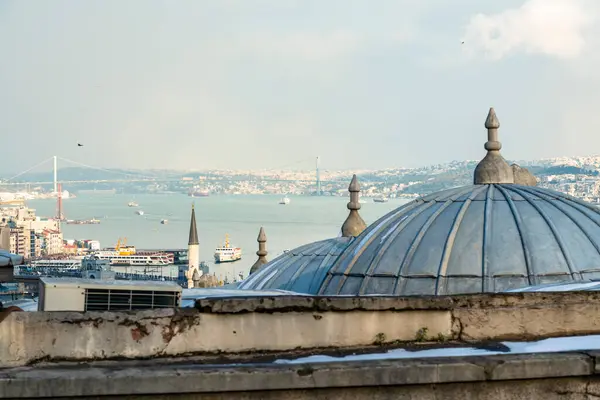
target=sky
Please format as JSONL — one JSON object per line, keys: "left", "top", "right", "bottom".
{"left": 1, "top": 0, "right": 600, "bottom": 172}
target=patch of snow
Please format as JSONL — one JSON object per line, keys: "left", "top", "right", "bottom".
{"left": 273, "top": 334, "right": 600, "bottom": 364}
{"left": 181, "top": 288, "right": 305, "bottom": 307}
{"left": 507, "top": 281, "right": 600, "bottom": 292}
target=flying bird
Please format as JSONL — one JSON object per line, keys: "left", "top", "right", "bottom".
{"left": 461, "top": 41, "right": 464, "bottom": 44}
{"left": 77, "top": 143, "right": 84, "bottom": 147}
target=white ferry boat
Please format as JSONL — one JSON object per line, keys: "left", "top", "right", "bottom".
{"left": 373, "top": 197, "right": 389, "bottom": 203}
{"left": 87, "top": 239, "right": 171, "bottom": 266}
{"left": 214, "top": 234, "right": 242, "bottom": 263}
{"left": 29, "top": 259, "right": 82, "bottom": 270}
{"left": 279, "top": 196, "right": 290, "bottom": 205}
{"left": 128, "top": 201, "right": 139, "bottom": 207}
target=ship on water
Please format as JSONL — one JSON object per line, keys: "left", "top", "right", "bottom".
{"left": 373, "top": 196, "right": 389, "bottom": 203}
{"left": 214, "top": 234, "right": 242, "bottom": 263}
{"left": 87, "top": 238, "right": 173, "bottom": 266}
{"left": 65, "top": 218, "right": 100, "bottom": 225}
{"left": 127, "top": 201, "right": 139, "bottom": 207}
{"left": 279, "top": 196, "right": 290, "bottom": 205}
{"left": 188, "top": 187, "right": 210, "bottom": 197}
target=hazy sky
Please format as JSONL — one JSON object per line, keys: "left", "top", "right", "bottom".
{"left": 1, "top": 0, "right": 599, "bottom": 172}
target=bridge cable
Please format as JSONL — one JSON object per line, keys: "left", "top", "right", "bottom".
{"left": 4, "top": 157, "right": 54, "bottom": 182}
{"left": 57, "top": 157, "right": 158, "bottom": 179}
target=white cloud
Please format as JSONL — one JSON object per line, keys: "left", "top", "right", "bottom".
{"left": 463, "top": 0, "right": 596, "bottom": 60}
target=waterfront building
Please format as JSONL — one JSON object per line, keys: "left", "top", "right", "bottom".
{"left": 0, "top": 205, "right": 61, "bottom": 259}
{"left": 9, "top": 226, "right": 29, "bottom": 260}
{"left": 40, "top": 229, "right": 64, "bottom": 256}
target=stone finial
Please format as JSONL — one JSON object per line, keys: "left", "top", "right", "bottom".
{"left": 473, "top": 107, "right": 515, "bottom": 185}
{"left": 341, "top": 174, "right": 367, "bottom": 237}
{"left": 511, "top": 164, "right": 538, "bottom": 186}
{"left": 249, "top": 227, "right": 268, "bottom": 275}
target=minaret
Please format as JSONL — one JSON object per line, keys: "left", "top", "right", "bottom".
{"left": 187, "top": 203, "right": 200, "bottom": 289}
{"left": 341, "top": 174, "right": 367, "bottom": 237}
{"left": 249, "top": 227, "right": 268, "bottom": 275}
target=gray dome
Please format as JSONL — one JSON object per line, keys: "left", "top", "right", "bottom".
{"left": 239, "top": 237, "right": 352, "bottom": 293}
{"left": 319, "top": 184, "right": 600, "bottom": 296}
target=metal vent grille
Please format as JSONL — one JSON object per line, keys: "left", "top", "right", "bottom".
{"left": 84, "top": 288, "right": 179, "bottom": 311}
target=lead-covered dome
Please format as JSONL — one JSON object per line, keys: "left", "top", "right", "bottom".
{"left": 319, "top": 184, "right": 600, "bottom": 295}
{"left": 239, "top": 237, "right": 352, "bottom": 292}
{"left": 319, "top": 107, "right": 599, "bottom": 295}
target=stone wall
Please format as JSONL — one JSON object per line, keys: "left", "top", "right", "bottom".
{"left": 3, "top": 291, "right": 600, "bottom": 367}
{"left": 3, "top": 352, "right": 600, "bottom": 399}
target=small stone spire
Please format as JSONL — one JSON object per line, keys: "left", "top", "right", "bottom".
{"left": 249, "top": 227, "right": 268, "bottom": 275}
{"left": 341, "top": 174, "right": 367, "bottom": 237}
{"left": 473, "top": 107, "right": 514, "bottom": 185}
{"left": 188, "top": 203, "right": 199, "bottom": 245}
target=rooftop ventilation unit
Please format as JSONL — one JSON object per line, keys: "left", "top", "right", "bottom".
{"left": 38, "top": 278, "right": 182, "bottom": 312}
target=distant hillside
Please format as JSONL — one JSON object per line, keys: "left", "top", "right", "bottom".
{"left": 0, "top": 167, "right": 156, "bottom": 182}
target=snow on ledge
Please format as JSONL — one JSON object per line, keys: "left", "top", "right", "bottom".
{"left": 274, "top": 335, "right": 600, "bottom": 364}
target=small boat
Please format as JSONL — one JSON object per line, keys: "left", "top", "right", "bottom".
{"left": 160, "top": 219, "right": 168, "bottom": 225}
{"left": 128, "top": 201, "right": 139, "bottom": 207}
{"left": 373, "top": 197, "right": 389, "bottom": 203}
{"left": 279, "top": 196, "right": 290, "bottom": 205}
{"left": 214, "top": 234, "right": 242, "bottom": 263}
{"left": 136, "top": 210, "right": 144, "bottom": 216}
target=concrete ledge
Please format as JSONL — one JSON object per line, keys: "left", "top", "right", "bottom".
{"left": 0, "top": 352, "right": 595, "bottom": 398}
{"left": 194, "top": 292, "right": 600, "bottom": 313}
{"left": 5, "top": 291, "right": 600, "bottom": 367}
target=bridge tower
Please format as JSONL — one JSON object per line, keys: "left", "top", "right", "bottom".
{"left": 56, "top": 183, "right": 64, "bottom": 222}
{"left": 316, "top": 156, "right": 321, "bottom": 196}
{"left": 53, "top": 156, "right": 58, "bottom": 194}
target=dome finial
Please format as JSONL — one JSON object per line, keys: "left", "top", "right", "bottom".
{"left": 484, "top": 107, "right": 501, "bottom": 151}
{"left": 249, "top": 227, "right": 268, "bottom": 274}
{"left": 341, "top": 174, "right": 367, "bottom": 237}
{"left": 473, "top": 107, "right": 514, "bottom": 185}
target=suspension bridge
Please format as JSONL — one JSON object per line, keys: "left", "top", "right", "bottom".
{"left": 0, "top": 155, "right": 350, "bottom": 189}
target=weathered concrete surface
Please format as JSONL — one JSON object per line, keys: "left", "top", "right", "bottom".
{"left": 4, "top": 292, "right": 600, "bottom": 367}
{"left": 0, "top": 352, "right": 598, "bottom": 398}
{"left": 42, "top": 379, "right": 600, "bottom": 400}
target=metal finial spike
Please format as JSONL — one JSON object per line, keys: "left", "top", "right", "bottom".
{"left": 257, "top": 226, "right": 266, "bottom": 243}
{"left": 473, "top": 107, "right": 514, "bottom": 184}
{"left": 484, "top": 107, "right": 501, "bottom": 152}
{"left": 341, "top": 174, "right": 367, "bottom": 237}
{"left": 348, "top": 174, "right": 360, "bottom": 192}
{"left": 250, "top": 227, "right": 268, "bottom": 275}
{"left": 347, "top": 174, "right": 360, "bottom": 212}
{"left": 191, "top": 202, "right": 195, "bottom": 210}
{"left": 485, "top": 107, "right": 500, "bottom": 129}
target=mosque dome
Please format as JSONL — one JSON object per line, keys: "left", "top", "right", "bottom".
{"left": 319, "top": 107, "right": 600, "bottom": 295}
{"left": 239, "top": 175, "right": 366, "bottom": 290}
{"left": 242, "top": 107, "right": 600, "bottom": 296}
{"left": 320, "top": 183, "right": 600, "bottom": 295}
{"left": 239, "top": 237, "right": 353, "bottom": 292}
